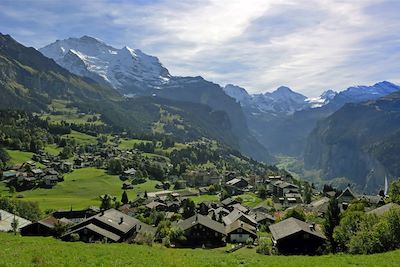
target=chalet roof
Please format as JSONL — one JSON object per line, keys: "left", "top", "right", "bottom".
{"left": 82, "top": 208, "right": 140, "bottom": 234}
{"left": 147, "top": 190, "right": 172, "bottom": 198}
{"left": 221, "top": 197, "right": 237, "bottom": 206}
{"left": 198, "top": 187, "right": 209, "bottom": 193}
{"left": 31, "top": 169, "right": 43, "bottom": 174}
{"left": 249, "top": 211, "right": 275, "bottom": 223}
{"left": 177, "top": 214, "right": 225, "bottom": 235}
{"left": 225, "top": 220, "right": 257, "bottom": 236}
{"left": 223, "top": 209, "right": 257, "bottom": 226}
{"left": 274, "top": 181, "right": 299, "bottom": 189}
{"left": 269, "top": 217, "right": 326, "bottom": 241}
{"left": 358, "top": 195, "right": 384, "bottom": 205}
{"left": 367, "top": 203, "right": 399, "bottom": 216}
{"left": 337, "top": 187, "right": 356, "bottom": 200}
{"left": 68, "top": 223, "right": 120, "bottom": 242}
{"left": 226, "top": 178, "right": 242, "bottom": 186}
{"left": 37, "top": 216, "right": 65, "bottom": 228}
{"left": 231, "top": 203, "right": 249, "bottom": 213}
{"left": 212, "top": 207, "right": 230, "bottom": 216}
{"left": 0, "top": 209, "right": 31, "bottom": 232}
{"left": 309, "top": 197, "right": 330, "bottom": 213}
{"left": 145, "top": 201, "right": 167, "bottom": 209}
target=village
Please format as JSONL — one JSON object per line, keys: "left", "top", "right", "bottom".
{"left": 0, "top": 138, "right": 391, "bottom": 256}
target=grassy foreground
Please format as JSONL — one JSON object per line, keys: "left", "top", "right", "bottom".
{"left": 0, "top": 233, "right": 399, "bottom": 267}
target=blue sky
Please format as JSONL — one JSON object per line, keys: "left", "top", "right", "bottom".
{"left": 0, "top": 0, "right": 399, "bottom": 97}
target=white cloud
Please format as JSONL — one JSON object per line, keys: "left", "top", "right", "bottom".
{"left": 0, "top": 0, "right": 399, "bottom": 97}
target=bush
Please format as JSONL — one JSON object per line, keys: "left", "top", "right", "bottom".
{"left": 70, "top": 233, "right": 80, "bottom": 242}
{"left": 256, "top": 239, "right": 272, "bottom": 255}
{"left": 282, "top": 207, "right": 306, "bottom": 221}
{"left": 162, "top": 236, "right": 171, "bottom": 248}
{"left": 246, "top": 237, "right": 254, "bottom": 247}
{"left": 135, "top": 232, "right": 154, "bottom": 246}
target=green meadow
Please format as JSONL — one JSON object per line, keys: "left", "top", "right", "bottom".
{"left": 0, "top": 233, "right": 399, "bottom": 267}
{"left": 62, "top": 130, "right": 98, "bottom": 145}
{"left": 5, "top": 149, "right": 34, "bottom": 165}
{"left": 0, "top": 168, "right": 159, "bottom": 210}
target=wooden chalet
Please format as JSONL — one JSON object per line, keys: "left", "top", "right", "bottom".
{"left": 225, "top": 220, "right": 257, "bottom": 243}
{"left": 62, "top": 209, "right": 154, "bottom": 243}
{"left": 20, "top": 216, "right": 71, "bottom": 237}
{"left": 175, "top": 214, "right": 226, "bottom": 247}
{"left": 269, "top": 217, "right": 326, "bottom": 255}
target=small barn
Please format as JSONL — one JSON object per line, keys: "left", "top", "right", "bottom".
{"left": 62, "top": 209, "right": 145, "bottom": 243}
{"left": 269, "top": 217, "right": 326, "bottom": 255}
{"left": 225, "top": 220, "right": 257, "bottom": 243}
{"left": 20, "top": 216, "right": 70, "bottom": 236}
{"left": 0, "top": 209, "right": 31, "bottom": 232}
{"left": 176, "top": 214, "right": 226, "bottom": 247}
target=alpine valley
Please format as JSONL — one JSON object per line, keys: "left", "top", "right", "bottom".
{"left": 224, "top": 81, "right": 400, "bottom": 192}
{"left": 1, "top": 33, "right": 400, "bottom": 192}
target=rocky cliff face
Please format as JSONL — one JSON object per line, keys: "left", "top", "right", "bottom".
{"left": 304, "top": 92, "right": 400, "bottom": 192}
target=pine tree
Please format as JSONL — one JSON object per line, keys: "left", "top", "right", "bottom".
{"left": 121, "top": 191, "right": 129, "bottom": 205}
{"left": 324, "top": 197, "right": 340, "bottom": 252}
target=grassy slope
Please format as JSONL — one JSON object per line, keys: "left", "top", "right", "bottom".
{"left": 2, "top": 168, "right": 159, "bottom": 210}
{"left": 0, "top": 234, "right": 399, "bottom": 267}
{"left": 62, "top": 130, "right": 98, "bottom": 145}
{"left": 6, "top": 150, "right": 34, "bottom": 165}
{"left": 44, "top": 144, "right": 61, "bottom": 156}
{"left": 191, "top": 194, "right": 219, "bottom": 204}
{"left": 118, "top": 138, "right": 150, "bottom": 150}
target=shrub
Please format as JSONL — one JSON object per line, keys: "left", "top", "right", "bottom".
{"left": 162, "top": 236, "right": 171, "bottom": 248}
{"left": 135, "top": 232, "right": 154, "bottom": 246}
{"left": 256, "top": 239, "right": 272, "bottom": 255}
{"left": 70, "top": 233, "right": 80, "bottom": 242}
{"left": 282, "top": 207, "right": 306, "bottom": 221}
{"left": 246, "top": 237, "right": 254, "bottom": 247}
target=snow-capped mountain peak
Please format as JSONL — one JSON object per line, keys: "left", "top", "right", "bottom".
{"left": 223, "top": 84, "right": 251, "bottom": 103}
{"left": 40, "top": 36, "right": 171, "bottom": 95}
{"left": 306, "top": 89, "right": 337, "bottom": 108}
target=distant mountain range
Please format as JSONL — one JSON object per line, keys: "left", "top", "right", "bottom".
{"left": 223, "top": 81, "right": 400, "bottom": 158}
{"left": 224, "top": 81, "right": 400, "bottom": 116}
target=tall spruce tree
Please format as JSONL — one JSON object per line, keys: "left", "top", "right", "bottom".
{"left": 121, "top": 191, "right": 129, "bottom": 205}
{"left": 324, "top": 197, "right": 341, "bottom": 252}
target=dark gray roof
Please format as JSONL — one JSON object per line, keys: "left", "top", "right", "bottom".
{"left": 226, "top": 178, "right": 242, "bottom": 186}
{"left": 225, "top": 220, "right": 257, "bottom": 236}
{"left": 337, "top": 187, "right": 356, "bottom": 200}
{"left": 269, "top": 217, "right": 326, "bottom": 241}
{"left": 249, "top": 211, "right": 275, "bottom": 223}
{"left": 358, "top": 195, "right": 384, "bottom": 205}
{"left": 368, "top": 203, "right": 399, "bottom": 216}
{"left": 89, "top": 208, "right": 140, "bottom": 234}
{"left": 223, "top": 209, "right": 257, "bottom": 226}
{"left": 221, "top": 197, "right": 237, "bottom": 206}
{"left": 177, "top": 214, "right": 225, "bottom": 235}
{"left": 68, "top": 223, "right": 120, "bottom": 242}
{"left": 308, "top": 197, "right": 330, "bottom": 213}
{"left": 145, "top": 201, "right": 167, "bottom": 209}
{"left": 231, "top": 203, "right": 249, "bottom": 213}
{"left": 274, "top": 181, "right": 299, "bottom": 189}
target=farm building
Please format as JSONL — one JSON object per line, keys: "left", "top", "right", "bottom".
{"left": 269, "top": 217, "right": 326, "bottom": 255}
